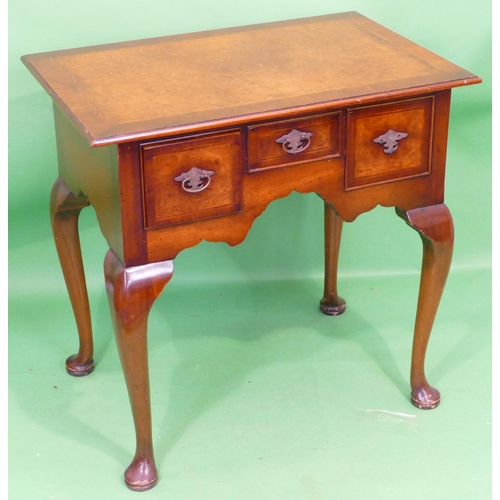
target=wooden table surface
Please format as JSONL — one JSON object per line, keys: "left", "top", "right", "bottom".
{"left": 22, "top": 12, "right": 479, "bottom": 146}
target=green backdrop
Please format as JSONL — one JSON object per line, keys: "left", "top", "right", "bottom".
{"left": 8, "top": 0, "right": 492, "bottom": 500}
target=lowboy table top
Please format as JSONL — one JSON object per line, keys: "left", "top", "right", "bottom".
{"left": 22, "top": 11, "right": 479, "bottom": 146}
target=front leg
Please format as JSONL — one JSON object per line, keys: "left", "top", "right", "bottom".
{"left": 104, "top": 250, "right": 174, "bottom": 491}
{"left": 396, "top": 204, "right": 454, "bottom": 409}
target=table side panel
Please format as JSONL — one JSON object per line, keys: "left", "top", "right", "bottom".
{"left": 53, "top": 104, "right": 124, "bottom": 261}
{"left": 425, "top": 89, "right": 451, "bottom": 206}
{"left": 117, "top": 141, "right": 149, "bottom": 266}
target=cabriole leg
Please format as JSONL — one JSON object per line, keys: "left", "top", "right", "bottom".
{"left": 396, "top": 204, "right": 454, "bottom": 409}
{"left": 320, "top": 202, "right": 346, "bottom": 315}
{"left": 50, "top": 177, "right": 94, "bottom": 376}
{"left": 104, "top": 250, "right": 174, "bottom": 491}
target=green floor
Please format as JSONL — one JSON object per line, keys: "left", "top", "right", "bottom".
{"left": 8, "top": 222, "right": 491, "bottom": 500}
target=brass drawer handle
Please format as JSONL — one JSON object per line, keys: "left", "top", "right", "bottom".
{"left": 276, "top": 129, "right": 313, "bottom": 155}
{"left": 174, "top": 167, "right": 215, "bottom": 193}
{"left": 373, "top": 129, "right": 408, "bottom": 154}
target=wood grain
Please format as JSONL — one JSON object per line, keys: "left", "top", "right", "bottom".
{"left": 248, "top": 112, "right": 341, "bottom": 172}
{"left": 346, "top": 97, "right": 434, "bottom": 189}
{"left": 142, "top": 130, "right": 242, "bottom": 228}
{"left": 22, "top": 12, "right": 480, "bottom": 146}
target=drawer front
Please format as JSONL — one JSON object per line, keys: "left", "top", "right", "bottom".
{"left": 141, "top": 131, "right": 242, "bottom": 228}
{"left": 247, "top": 112, "right": 341, "bottom": 172}
{"left": 345, "top": 97, "right": 434, "bottom": 190}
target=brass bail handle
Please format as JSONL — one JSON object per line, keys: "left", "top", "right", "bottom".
{"left": 174, "top": 167, "right": 215, "bottom": 193}
{"left": 373, "top": 129, "right": 408, "bottom": 154}
{"left": 276, "top": 129, "right": 313, "bottom": 155}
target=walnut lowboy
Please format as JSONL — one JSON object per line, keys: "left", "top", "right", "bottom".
{"left": 23, "top": 12, "right": 480, "bottom": 491}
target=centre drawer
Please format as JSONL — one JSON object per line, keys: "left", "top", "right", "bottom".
{"left": 247, "top": 112, "right": 341, "bottom": 172}
{"left": 141, "top": 131, "right": 242, "bottom": 228}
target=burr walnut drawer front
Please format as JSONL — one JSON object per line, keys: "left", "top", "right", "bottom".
{"left": 141, "top": 131, "right": 243, "bottom": 228}
{"left": 247, "top": 112, "right": 341, "bottom": 172}
{"left": 345, "top": 97, "right": 434, "bottom": 190}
